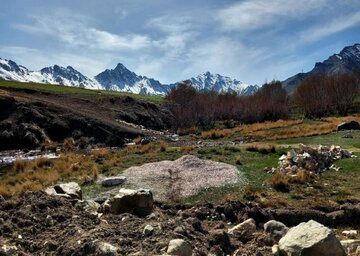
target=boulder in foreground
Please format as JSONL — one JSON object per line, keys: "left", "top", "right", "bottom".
{"left": 279, "top": 220, "right": 345, "bottom": 256}
{"left": 102, "top": 188, "right": 153, "bottom": 217}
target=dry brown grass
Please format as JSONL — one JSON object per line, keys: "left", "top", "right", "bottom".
{"left": 245, "top": 144, "right": 276, "bottom": 154}
{"left": 91, "top": 148, "right": 111, "bottom": 159}
{"left": 0, "top": 152, "right": 99, "bottom": 197}
{"left": 134, "top": 136, "right": 142, "bottom": 145}
{"left": 107, "top": 154, "right": 123, "bottom": 167}
{"left": 269, "top": 169, "right": 317, "bottom": 192}
{"left": 181, "top": 145, "right": 194, "bottom": 153}
{"left": 217, "top": 115, "right": 360, "bottom": 141}
{"left": 201, "top": 129, "right": 233, "bottom": 139}
{"left": 177, "top": 126, "right": 198, "bottom": 136}
{"left": 159, "top": 141, "right": 168, "bottom": 152}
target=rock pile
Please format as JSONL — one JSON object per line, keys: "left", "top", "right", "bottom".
{"left": 271, "top": 144, "right": 356, "bottom": 174}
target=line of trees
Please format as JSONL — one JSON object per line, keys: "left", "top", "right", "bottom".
{"left": 165, "top": 72, "right": 360, "bottom": 130}
{"left": 294, "top": 73, "right": 360, "bottom": 118}
{"left": 165, "top": 80, "right": 288, "bottom": 130}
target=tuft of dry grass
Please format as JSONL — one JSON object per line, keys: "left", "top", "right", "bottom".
{"left": 63, "top": 137, "right": 76, "bottom": 151}
{"left": 269, "top": 172, "right": 290, "bottom": 192}
{"left": 91, "top": 148, "right": 111, "bottom": 159}
{"left": 13, "top": 159, "right": 27, "bottom": 172}
{"left": 245, "top": 144, "right": 276, "bottom": 154}
{"left": 201, "top": 129, "right": 233, "bottom": 139}
{"left": 181, "top": 145, "right": 194, "bottom": 153}
{"left": 177, "top": 126, "right": 198, "bottom": 136}
{"left": 134, "top": 136, "right": 142, "bottom": 145}
{"left": 159, "top": 141, "right": 168, "bottom": 152}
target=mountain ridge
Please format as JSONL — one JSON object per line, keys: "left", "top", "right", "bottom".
{"left": 282, "top": 43, "right": 360, "bottom": 93}
{"left": 0, "top": 57, "right": 257, "bottom": 96}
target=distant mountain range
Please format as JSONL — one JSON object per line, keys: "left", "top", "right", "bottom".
{"left": 0, "top": 58, "right": 257, "bottom": 96}
{"left": 282, "top": 43, "right": 360, "bottom": 93}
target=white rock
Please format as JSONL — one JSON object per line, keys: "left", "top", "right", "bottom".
{"left": 228, "top": 218, "right": 256, "bottom": 235}
{"left": 341, "top": 239, "right": 360, "bottom": 254}
{"left": 342, "top": 230, "right": 357, "bottom": 238}
{"left": 98, "top": 242, "right": 118, "bottom": 256}
{"left": 0, "top": 245, "right": 18, "bottom": 255}
{"left": 166, "top": 239, "right": 192, "bottom": 256}
{"left": 45, "top": 182, "right": 82, "bottom": 199}
{"left": 279, "top": 220, "right": 345, "bottom": 256}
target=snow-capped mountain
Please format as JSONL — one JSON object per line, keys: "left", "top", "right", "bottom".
{"left": 95, "top": 63, "right": 168, "bottom": 95}
{"left": 176, "top": 71, "right": 258, "bottom": 95}
{"left": 0, "top": 57, "right": 258, "bottom": 95}
{"left": 283, "top": 43, "right": 360, "bottom": 93}
{"left": 0, "top": 58, "right": 101, "bottom": 89}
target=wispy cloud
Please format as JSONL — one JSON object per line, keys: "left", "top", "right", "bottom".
{"left": 13, "top": 10, "right": 150, "bottom": 51}
{"left": 217, "top": 0, "right": 327, "bottom": 31}
{"left": 298, "top": 11, "right": 360, "bottom": 43}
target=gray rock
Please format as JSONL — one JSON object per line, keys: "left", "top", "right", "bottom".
{"left": 167, "top": 239, "right": 192, "bottom": 256}
{"left": 45, "top": 182, "right": 82, "bottom": 200}
{"left": 279, "top": 220, "right": 345, "bottom": 256}
{"left": 101, "top": 176, "right": 127, "bottom": 187}
{"left": 342, "top": 133, "right": 353, "bottom": 139}
{"left": 264, "top": 220, "right": 289, "bottom": 241}
{"left": 102, "top": 188, "right": 153, "bottom": 217}
{"left": 75, "top": 200, "right": 100, "bottom": 215}
{"left": 97, "top": 242, "right": 118, "bottom": 256}
{"left": 45, "top": 215, "right": 54, "bottom": 227}
{"left": 337, "top": 121, "right": 360, "bottom": 131}
{"left": 143, "top": 224, "right": 154, "bottom": 237}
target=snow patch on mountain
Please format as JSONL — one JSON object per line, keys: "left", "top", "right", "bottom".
{"left": 0, "top": 58, "right": 101, "bottom": 89}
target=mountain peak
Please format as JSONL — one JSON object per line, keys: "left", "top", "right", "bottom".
{"left": 282, "top": 43, "right": 360, "bottom": 93}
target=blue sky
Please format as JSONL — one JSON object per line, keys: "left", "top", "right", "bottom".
{"left": 1, "top": 0, "right": 360, "bottom": 85}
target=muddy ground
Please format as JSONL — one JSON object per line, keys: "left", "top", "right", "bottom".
{"left": 1, "top": 191, "right": 360, "bottom": 255}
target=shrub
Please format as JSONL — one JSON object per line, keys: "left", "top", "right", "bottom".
{"left": 158, "top": 141, "right": 168, "bottom": 152}
{"left": 13, "top": 160, "right": 27, "bottom": 172}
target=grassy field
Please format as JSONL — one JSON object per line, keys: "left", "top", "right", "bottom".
{"left": 0, "top": 79, "right": 164, "bottom": 103}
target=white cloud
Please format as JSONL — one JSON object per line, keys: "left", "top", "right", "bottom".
{"left": 217, "top": 0, "right": 327, "bottom": 31}
{"left": 0, "top": 45, "right": 109, "bottom": 77}
{"left": 13, "top": 11, "right": 150, "bottom": 51}
{"left": 182, "top": 38, "right": 268, "bottom": 81}
{"left": 298, "top": 11, "right": 360, "bottom": 43}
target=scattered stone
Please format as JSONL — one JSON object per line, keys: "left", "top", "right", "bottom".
{"left": 97, "top": 242, "right": 118, "bottom": 256}
{"left": 141, "top": 138, "right": 150, "bottom": 145}
{"left": 341, "top": 133, "right": 353, "bottom": 139}
{"left": 101, "top": 176, "right": 127, "bottom": 187}
{"left": 340, "top": 239, "right": 360, "bottom": 254}
{"left": 102, "top": 188, "right": 153, "bottom": 217}
{"left": 166, "top": 239, "right": 192, "bottom": 256}
{"left": 342, "top": 230, "right": 357, "bottom": 238}
{"left": 279, "top": 220, "right": 345, "bottom": 256}
{"left": 337, "top": 121, "right": 360, "bottom": 131}
{"left": 45, "top": 182, "right": 82, "bottom": 199}
{"left": 228, "top": 218, "right": 256, "bottom": 243}
{"left": 143, "top": 224, "right": 154, "bottom": 237}
{"left": 0, "top": 245, "right": 18, "bottom": 255}
{"left": 272, "top": 245, "right": 280, "bottom": 256}
{"left": 174, "top": 226, "right": 187, "bottom": 236}
{"left": 264, "top": 220, "right": 289, "bottom": 242}
{"left": 45, "top": 215, "right": 54, "bottom": 227}
{"left": 75, "top": 200, "right": 100, "bottom": 216}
